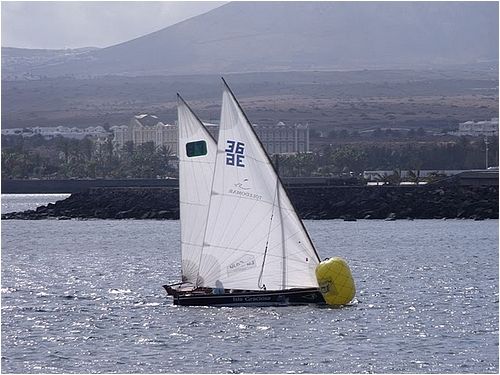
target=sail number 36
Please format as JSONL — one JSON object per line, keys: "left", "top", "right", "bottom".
{"left": 225, "top": 140, "right": 245, "bottom": 167}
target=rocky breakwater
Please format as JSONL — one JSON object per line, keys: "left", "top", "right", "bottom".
{"left": 2, "top": 188, "right": 180, "bottom": 220}
{"left": 2, "top": 184, "right": 498, "bottom": 220}
{"left": 288, "top": 184, "right": 498, "bottom": 220}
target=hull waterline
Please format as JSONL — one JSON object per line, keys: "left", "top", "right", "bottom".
{"left": 164, "top": 286, "right": 325, "bottom": 307}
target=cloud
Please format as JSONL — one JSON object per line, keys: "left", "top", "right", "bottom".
{"left": 1, "top": 1, "right": 226, "bottom": 49}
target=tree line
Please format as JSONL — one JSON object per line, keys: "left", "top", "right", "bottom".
{"left": 1, "top": 135, "right": 175, "bottom": 179}
{"left": 275, "top": 136, "right": 498, "bottom": 177}
{"left": 1, "top": 134, "right": 497, "bottom": 180}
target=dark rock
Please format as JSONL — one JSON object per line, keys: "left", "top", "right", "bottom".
{"left": 385, "top": 212, "right": 397, "bottom": 221}
{"left": 342, "top": 215, "right": 357, "bottom": 222}
{"left": 2, "top": 185, "right": 498, "bottom": 220}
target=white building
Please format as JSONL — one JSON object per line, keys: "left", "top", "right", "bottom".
{"left": 254, "top": 122, "right": 310, "bottom": 154}
{"left": 112, "top": 116, "right": 310, "bottom": 156}
{"left": 1, "top": 125, "right": 109, "bottom": 140}
{"left": 188, "top": 120, "right": 310, "bottom": 154}
{"left": 112, "top": 115, "right": 178, "bottom": 154}
{"left": 456, "top": 118, "right": 499, "bottom": 137}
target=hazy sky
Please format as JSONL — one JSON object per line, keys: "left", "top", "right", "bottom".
{"left": 1, "top": 1, "right": 226, "bottom": 49}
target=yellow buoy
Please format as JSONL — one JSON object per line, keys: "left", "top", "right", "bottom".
{"left": 315, "top": 257, "right": 356, "bottom": 306}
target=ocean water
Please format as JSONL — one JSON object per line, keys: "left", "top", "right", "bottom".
{"left": 1, "top": 194, "right": 70, "bottom": 214}
{"left": 1, "top": 196, "right": 498, "bottom": 373}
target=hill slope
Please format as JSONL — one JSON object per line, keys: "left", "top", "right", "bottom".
{"left": 3, "top": 1, "right": 498, "bottom": 77}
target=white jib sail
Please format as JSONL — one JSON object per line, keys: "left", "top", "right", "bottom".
{"left": 177, "top": 95, "right": 217, "bottom": 285}
{"left": 197, "top": 82, "right": 320, "bottom": 291}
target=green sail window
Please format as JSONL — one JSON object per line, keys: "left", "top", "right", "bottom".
{"left": 186, "top": 140, "right": 208, "bottom": 157}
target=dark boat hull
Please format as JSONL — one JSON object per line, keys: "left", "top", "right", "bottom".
{"left": 165, "top": 286, "right": 325, "bottom": 307}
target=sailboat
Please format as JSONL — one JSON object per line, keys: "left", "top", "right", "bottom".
{"left": 165, "top": 80, "right": 355, "bottom": 307}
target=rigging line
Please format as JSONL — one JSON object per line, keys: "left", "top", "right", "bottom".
{"left": 201, "top": 228, "right": 289, "bottom": 280}
{"left": 281, "top": 186, "right": 321, "bottom": 263}
{"left": 202, "top": 242, "right": 282, "bottom": 254}
{"left": 201, "top": 210, "right": 276, "bottom": 260}
{"left": 199, "top": 230, "right": 267, "bottom": 281}
{"left": 203, "top": 269, "right": 267, "bottom": 288}
{"left": 271, "top": 188, "right": 320, "bottom": 258}
{"left": 258, "top": 174, "right": 279, "bottom": 289}
{"left": 202, "top": 208, "right": 313, "bottom": 277}
{"left": 186, "top": 160, "right": 216, "bottom": 165}
{"left": 244, "top": 154, "right": 274, "bottom": 164}
{"left": 180, "top": 241, "right": 205, "bottom": 246}
{"left": 179, "top": 201, "right": 210, "bottom": 207}
{"left": 260, "top": 228, "right": 317, "bottom": 259}
{"left": 275, "top": 156, "right": 287, "bottom": 290}
{"left": 201, "top": 200, "right": 275, "bottom": 262}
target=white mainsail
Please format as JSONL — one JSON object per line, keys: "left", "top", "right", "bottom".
{"left": 177, "top": 94, "right": 217, "bottom": 285}
{"left": 197, "top": 81, "right": 320, "bottom": 291}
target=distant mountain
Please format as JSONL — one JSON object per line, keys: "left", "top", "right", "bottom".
{"left": 2, "top": 1, "right": 498, "bottom": 78}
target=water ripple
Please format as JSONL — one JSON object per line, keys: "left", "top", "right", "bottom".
{"left": 1, "top": 219, "right": 498, "bottom": 373}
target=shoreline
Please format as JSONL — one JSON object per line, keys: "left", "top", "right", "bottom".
{"left": 2, "top": 184, "right": 497, "bottom": 221}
